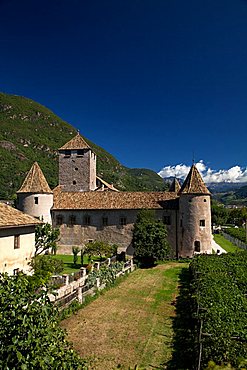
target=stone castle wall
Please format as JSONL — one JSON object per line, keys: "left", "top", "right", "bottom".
{"left": 52, "top": 209, "right": 177, "bottom": 256}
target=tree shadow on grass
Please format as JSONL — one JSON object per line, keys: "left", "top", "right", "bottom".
{"left": 166, "top": 267, "right": 197, "bottom": 370}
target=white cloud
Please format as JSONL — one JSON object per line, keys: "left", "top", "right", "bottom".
{"left": 158, "top": 160, "right": 247, "bottom": 183}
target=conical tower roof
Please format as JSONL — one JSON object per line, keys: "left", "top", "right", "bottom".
{"left": 169, "top": 178, "right": 181, "bottom": 193}
{"left": 17, "top": 162, "right": 52, "bottom": 194}
{"left": 179, "top": 164, "right": 210, "bottom": 195}
{"left": 59, "top": 132, "right": 91, "bottom": 150}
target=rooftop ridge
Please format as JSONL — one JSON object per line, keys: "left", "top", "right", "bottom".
{"left": 59, "top": 133, "right": 91, "bottom": 150}
{"left": 17, "top": 162, "right": 52, "bottom": 194}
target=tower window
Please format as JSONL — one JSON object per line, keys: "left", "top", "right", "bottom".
{"left": 75, "top": 167, "right": 78, "bottom": 171}
{"left": 163, "top": 216, "right": 171, "bottom": 225}
{"left": 14, "top": 235, "right": 20, "bottom": 249}
{"left": 102, "top": 217, "right": 108, "bottom": 226}
{"left": 34, "top": 197, "right": 38, "bottom": 205}
{"left": 200, "top": 220, "right": 205, "bottom": 227}
{"left": 204, "top": 199, "right": 207, "bottom": 202}
{"left": 56, "top": 215, "right": 63, "bottom": 225}
{"left": 64, "top": 150, "right": 71, "bottom": 157}
{"left": 69, "top": 215, "right": 76, "bottom": 226}
{"left": 77, "top": 149, "right": 84, "bottom": 156}
{"left": 120, "top": 217, "right": 127, "bottom": 226}
{"left": 73, "top": 180, "right": 77, "bottom": 185}
{"left": 194, "top": 241, "right": 200, "bottom": 252}
{"left": 83, "top": 215, "right": 91, "bottom": 226}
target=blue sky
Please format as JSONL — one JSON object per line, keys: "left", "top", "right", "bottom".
{"left": 1, "top": 0, "right": 247, "bottom": 180}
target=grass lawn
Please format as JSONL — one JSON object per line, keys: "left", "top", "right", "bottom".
{"left": 51, "top": 254, "right": 102, "bottom": 274}
{"left": 214, "top": 234, "right": 241, "bottom": 253}
{"left": 61, "top": 261, "right": 189, "bottom": 369}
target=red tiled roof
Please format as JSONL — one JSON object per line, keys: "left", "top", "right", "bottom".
{"left": 17, "top": 162, "right": 52, "bottom": 194}
{"left": 179, "top": 165, "right": 210, "bottom": 195}
{"left": 59, "top": 133, "right": 91, "bottom": 150}
{"left": 0, "top": 203, "right": 42, "bottom": 228}
{"left": 52, "top": 186, "right": 178, "bottom": 210}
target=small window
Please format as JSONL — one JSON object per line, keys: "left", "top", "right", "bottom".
{"left": 34, "top": 197, "right": 38, "bottom": 205}
{"left": 73, "top": 180, "right": 77, "bottom": 185}
{"left": 56, "top": 215, "right": 63, "bottom": 226}
{"left": 120, "top": 217, "right": 127, "bottom": 226}
{"left": 84, "top": 215, "right": 91, "bottom": 226}
{"left": 77, "top": 149, "right": 84, "bottom": 156}
{"left": 88, "top": 239, "right": 93, "bottom": 243}
{"left": 13, "top": 268, "right": 19, "bottom": 275}
{"left": 69, "top": 215, "right": 76, "bottom": 226}
{"left": 200, "top": 220, "right": 205, "bottom": 227}
{"left": 64, "top": 150, "right": 71, "bottom": 156}
{"left": 194, "top": 241, "right": 200, "bottom": 252}
{"left": 102, "top": 217, "right": 108, "bottom": 226}
{"left": 163, "top": 216, "right": 171, "bottom": 225}
{"left": 14, "top": 235, "right": 20, "bottom": 249}
{"left": 75, "top": 167, "right": 78, "bottom": 171}
{"left": 204, "top": 199, "right": 207, "bottom": 202}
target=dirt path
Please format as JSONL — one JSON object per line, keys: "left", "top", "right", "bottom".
{"left": 61, "top": 262, "right": 188, "bottom": 369}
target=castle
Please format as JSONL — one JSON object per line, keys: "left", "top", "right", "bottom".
{"left": 17, "top": 133, "right": 212, "bottom": 258}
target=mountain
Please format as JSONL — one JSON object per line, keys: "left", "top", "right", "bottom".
{"left": 0, "top": 93, "right": 165, "bottom": 199}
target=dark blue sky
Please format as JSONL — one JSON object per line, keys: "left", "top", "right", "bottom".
{"left": 1, "top": 0, "right": 247, "bottom": 174}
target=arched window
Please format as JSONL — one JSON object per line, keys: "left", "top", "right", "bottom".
{"left": 194, "top": 241, "right": 200, "bottom": 252}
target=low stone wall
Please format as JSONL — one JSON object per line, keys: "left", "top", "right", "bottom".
{"left": 48, "top": 259, "right": 135, "bottom": 308}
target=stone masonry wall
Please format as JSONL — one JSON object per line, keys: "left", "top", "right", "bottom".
{"left": 59, "top": 149, "right": 96, "bottom": 191}
{"left": 52, "top": 209, "right": 177, "bottom": 256}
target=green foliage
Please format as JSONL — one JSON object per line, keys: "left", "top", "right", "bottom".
{"left": 190, "top": 253, "right": 247, "bottom": 369}
{"left": 87, "top": 261, "right": 124, "bottom": 287}
{"left": 35, "top": 223, "right": 60, "bottom": 256}
{"left": 72, "top": 246, "right": 80, "bottom": 266}
{"left": 132, "top": 209, "right": 170, "bottom": 266}
{"left": 29, "top": 254, "right": 64, "bottom": 289}
{"left": 0, "top": 272, "right": 85, "bottom": 369}
{"left": 0, "top": 92, "right": 165, "bottom": 199}
{"left": 84, "top": 240, "right": 117, "bottom": 261}
{"left": 223, "top": 226, "right": 247, "bottom": 243}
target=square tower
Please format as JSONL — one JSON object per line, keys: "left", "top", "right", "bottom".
{"left": 58, "top": 133, "right": 96, "bottom": 192}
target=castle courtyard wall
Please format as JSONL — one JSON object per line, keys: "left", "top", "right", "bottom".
{"left": 52, "top": 209, "right": 177, "bottom": 256}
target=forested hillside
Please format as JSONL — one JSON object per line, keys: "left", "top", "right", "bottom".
{"left": 0, "top": 93, "right": 165, "bottom": 199}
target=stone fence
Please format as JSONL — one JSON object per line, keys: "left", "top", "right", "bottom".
{"left": 48, "top": 258, "right": 135, "bottom": 308}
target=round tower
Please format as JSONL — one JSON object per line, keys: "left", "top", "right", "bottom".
{"left": 17, "top": 162, "right": 53, "bottom": 224}
{"left": 178, "top": 164, "right": 212, "bottom": 257}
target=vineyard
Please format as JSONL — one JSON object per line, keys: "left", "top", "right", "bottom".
{"left": 190, "top": 252, "right": 247, "bottom": 369}
{"left": 223, "top": 226, "right": 246, "bottom": 243}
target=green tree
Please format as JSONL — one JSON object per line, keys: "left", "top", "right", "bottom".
{"left": 84, "top": 241, "right": 117, "bottom": 261}
{"left": 72, "top": 246, "right": 80, "bottom": 266}
{"left": 0, "top": 273, "right": 85, "bottom": 369}
{"left": 35, "top": 223, "right": 60, "bottom": 256}
{"left": 29, "top": 255, "right": 64, "bottom": 289}
{"left": 132, "top": 209, "right": 170, "bottom": 266}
